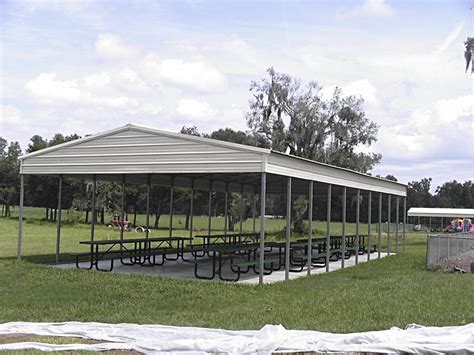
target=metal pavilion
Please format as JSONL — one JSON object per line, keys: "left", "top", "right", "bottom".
{"left": 17, "top": 123, "right": 408, "bottom": 284}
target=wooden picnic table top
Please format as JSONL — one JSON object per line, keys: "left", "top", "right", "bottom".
{"left": 79, "top": 236, "right": 193, "bottom": 245}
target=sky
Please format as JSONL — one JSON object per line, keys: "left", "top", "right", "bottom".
{"left": 1, "top": 0, "right": 473, "bottom": 191}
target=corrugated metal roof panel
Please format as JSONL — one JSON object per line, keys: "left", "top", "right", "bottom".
{"left": 407, "top": 208, "right": 474, "bottom": 218}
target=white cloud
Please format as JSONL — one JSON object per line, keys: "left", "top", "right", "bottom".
{"left": 344, "top": 79, "right": 378, "bottom": 105}
{"left": 361, "top": 0, "right": 393, "bottom": 16}
{"left": 83, "top": 72, "right": 111, "bottom": 87}
{"left": 95, "top": 34, "right": 138, "bottom": 59}
{"left": 223, "top": 38, "right": 257, "bottom": 65}
{"left": 177, "top": 98, "right": 218, "bottom": 118}
{"left": 436, "top": 22, "right": 464, "bottom": 52}
{"left": 143, "top": 55, "right": 226, "bottom": 92}
{"left": 0, "top": 104, "right": 31, "bottom": 125}
{"left": 435, "top": 94, "right": 474, "bottom": 124}
{"left": 341, "top": 0, "right": 393, "bottom": 17}
{"left": 26, "top": 72, "right": 139, "bottom": 108}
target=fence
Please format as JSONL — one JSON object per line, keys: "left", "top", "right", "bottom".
{"left": 426, "top": 233, "right": 474, "bottom": 268}
{"left": 376, "top": 223, "right": 413, "bottom": 233}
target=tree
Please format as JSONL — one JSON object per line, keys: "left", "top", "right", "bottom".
{"left": 407, "top": 178, "right": 433, "bottom": 209}
{"left": 464, "top": 37, "right": 474, "bottom": 73}
{"left": 0, "top": 138, "right": 21, "bottom": 217}
{"left": 246, "top": 68, "right": 381, "bottom": 173}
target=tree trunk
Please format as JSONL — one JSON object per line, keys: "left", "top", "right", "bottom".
{"left": 54, "top": 208, "right": 57, "bottom": 222}
{"left": 100, "top": 208, "right": 105, "bottom": 225}
{"left": 133, "top": 206, "right": 137, "bottom": 227}
{"left": 228, "top": 215, "right": 235, "bottom": 231}
{"left": 185, "top": 214, "right": 190, "bottom": 230}
{"left": 154, "top": 206, "right": 162, "bottom": 229}
{"left": 45, "top": 208, "right": 49, "bottom": 221}
{"left": 85, "top": 208, "right": 89, "bottom": 223}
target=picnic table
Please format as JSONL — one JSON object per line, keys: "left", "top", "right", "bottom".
{"left": 193, "top": 242, "right": 284, "bottom": 282}
{"left": 75, "top": 236, "right": 192, "bottom": 271}
{"left": 193, "top": 232, "right": 259, "bottom": 247}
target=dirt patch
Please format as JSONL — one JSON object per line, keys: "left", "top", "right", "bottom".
{"left": 437, "top": 249, "right": 474, "bottom": 273}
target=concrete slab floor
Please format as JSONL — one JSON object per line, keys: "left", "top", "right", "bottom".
{"left": 52, "top": 252, "right": 390, "bottom": 284}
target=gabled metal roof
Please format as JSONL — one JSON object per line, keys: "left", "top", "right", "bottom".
{"left": 408, "top": 207, "right": 474, "bottom": 218}
{"left": 20, "top": 123, "right": 406, "bottom": 196}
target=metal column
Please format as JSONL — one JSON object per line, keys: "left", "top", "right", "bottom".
{"left": 207, "top": 180, "right": 212, "bottom": 237}
{"left": 145, "top": 174, "right": 151, "bottom": 239}
{"left": 403, "top": 197, "right": 407, "bottom": 253}
{"left": 239, "top": 184, "right": 244, "bottom": 234}
{"left": 17, "top": 174, "right": 24, "bottom": 260}
{"left": 307, "top": 181, "right": 313, "bottom": 275}
{"left": 387, "top": 195, "right": 391, "bottom": 255}
{"left": 341, "top": 186, "right": 347, "bottom": 269}
{"left": 326, "top": 184, "right": 332, "bottom": 272}
{"left": 355, "top": 189, "right": 360, "bottom": 265}
{"left": 169, "top": 177, "right": 174, "bottom": 238}
{"left": 285, "top": 177, "right": 292, "bottom": 280}
{"left": 367, "top": 191, "right": 372, "bottom": 261}
{"left": 224, "top": 182, "right": 228, "bottom": 235}
{"left": 90, "top": 175, "right": 97, "bottom": 242}
{"left": 120, "top": 175, "right": 126, "bottom": 241}
{"left": 252, "top": 186, "right": 257, "bottom": 234}
{"left": 259, "top": 172, "right": 266, "bottom": 285}
{"left": 189, "top": 180, "right": 194, "bottom": 239}
{"left": 55, "top": 175, "right": 63, "bottom": 263}
{"left": 378, "top": 193, "right": 382, "bottom": 259}
{"left": 395, "top": 196, "right": 399, "bottom": 254}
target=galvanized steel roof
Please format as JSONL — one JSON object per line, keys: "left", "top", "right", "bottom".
{"left": 408, "top": 207, "right": 474, "bottom": 218}
{"left": 20, "top": 123, "right": 406, "bottom": 196}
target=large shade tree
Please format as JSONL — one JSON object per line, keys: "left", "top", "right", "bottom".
{"left": 246, "top": 68, "right": 381, "bottom": 173}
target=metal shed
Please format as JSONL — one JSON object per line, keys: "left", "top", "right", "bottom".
{"left": 18, "top": 123, "right": 408, "bottom": 284}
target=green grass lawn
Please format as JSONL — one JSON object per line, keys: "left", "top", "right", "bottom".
{"left": 0, "top": 209, "right": 473, "bottom": 333}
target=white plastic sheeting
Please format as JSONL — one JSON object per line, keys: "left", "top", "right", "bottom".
{"left": 0, "top": 321, "right": 473, "bottom": 354}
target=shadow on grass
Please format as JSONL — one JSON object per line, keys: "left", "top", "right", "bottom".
{"left": 0, "top": 253, "right": 76, "bottom": 265}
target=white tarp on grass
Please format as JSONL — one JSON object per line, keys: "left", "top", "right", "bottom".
{"left": 0, "top": 321, "right": 473, "bottom": 354}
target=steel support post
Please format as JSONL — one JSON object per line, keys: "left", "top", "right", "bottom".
{"left": 326, "top": 184, "right": 332, "bottom": 272}
{"left": 189, "top": 180, "right": 194, "bottom": 239}
{"left": 387, "top": 195, "right": 391, "bottom": 255}
{"left": 169, "top": 177, "right": 174, "bottom": 238}
{"left": 145, "top": 174, "right": 151, "bottom": 239}
{"left": 403, "top": 197, "right": 407, "bottom": 253}
{"left": 252, "top": 187, "right": 257, "bottom": 234}
{"left": 285, "top": 177, "right": 292, "bottom": 280}
{"left": 307, "top": 181, "right": 313, "bottom": 275}
{"left": 120, "top": 175, "right": 126, "bottom": 241}
{"left": 395, "top": 195, "right": 399, "bottom": 254}
{"left": 90, "top": 175, "right": 97, "bottom": 242}
{"left": 239, "top": 184, "right": 244, "bottom": 234}
{"left": 224, "top": 182, "right": 229, "bottom": 235}
{"left": 55, "top": 175, "right": 63, "bottom": 263}
{"left": 378, "top": 193, "right": 382, "bottom": 259}
{"left": 355, "top": 189, "right": 360, "bottom": 265}
{"left": 17, "top": 174, "right": 24, "bottom": 260}
{"left": 367, "top": 191, "right": 372, "bottom": 261}
{"left": 341, "top": 186, "right": 347, "bottom": 269}
{"left": 207, "top": 180, "right": 212, "bottom": 237}
{"left": 259, "top": 172, "right": 266, "bottom": 285}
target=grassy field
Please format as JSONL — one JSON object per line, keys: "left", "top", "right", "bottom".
{"left": 0, "top": 208, "right": 473, "bottom": 334}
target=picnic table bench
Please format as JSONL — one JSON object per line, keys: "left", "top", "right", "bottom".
{"left": 74, "top": 236, "right": 193, "bottom": 271}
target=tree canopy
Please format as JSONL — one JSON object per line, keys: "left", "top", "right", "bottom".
{"left": 245, "top": 68, "right": 381, "bottom": 173}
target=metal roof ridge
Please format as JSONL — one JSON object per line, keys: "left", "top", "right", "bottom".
{"left": 269, "top": 150, "right": 408, "bottom": 187}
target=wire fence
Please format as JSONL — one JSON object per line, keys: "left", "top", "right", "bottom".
{"left": 426, "top": 233, "right": 474, "bottom": 268}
